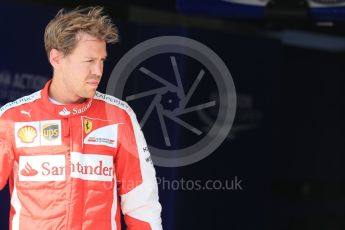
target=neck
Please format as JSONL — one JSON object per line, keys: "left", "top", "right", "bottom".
{"left": 49, "top": 77, "right": 86, "bottom": 104}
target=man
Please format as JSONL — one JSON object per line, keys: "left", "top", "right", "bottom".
{"left": 0, "top": 6, "right": 162, "bottom": 230}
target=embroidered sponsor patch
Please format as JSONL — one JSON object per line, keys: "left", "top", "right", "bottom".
{"left": 18, "top": 155, "right": 66, "bottom": 181}
{"left": 59, "top": 107, "right": 71, "bottom": 116}
{"left": 70, "top": 152, "right": 114, "bottom": 181}
{"left": 59, "top": 101, "right": 92, "bottom": 116}
{"left": 40, "top": 120, "right": 62, "bottom": 146}
{"left": 15, "top": 120, "right": 62, "bottom": 147}
{"left": 17, "top": 126, "right": 37, "bottom": 143}
{"left": 84, "top": 118, "right": 93, "bottom": 134}
{"left": 15, "top": 122, "right": 40, "bottom": 147}
{"left": 83, "top": 123, "right": 118, "bottom": 148}
{"left": 18, "top": 153, "right": 114, "bottom": 182}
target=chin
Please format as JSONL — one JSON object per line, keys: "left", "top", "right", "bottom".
{"left": 81, "top": 91, "right": 96, "bottom": 100}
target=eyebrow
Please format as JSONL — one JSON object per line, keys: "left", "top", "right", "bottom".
{"left": 84, "top": 56, "right": 107, "bottom": 60}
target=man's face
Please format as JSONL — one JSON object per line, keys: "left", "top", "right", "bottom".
{"left": 59, "top": 33, "right": 107, "bottom": 102}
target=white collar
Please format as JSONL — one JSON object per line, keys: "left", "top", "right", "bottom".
{"left": 48, "top": 97, "right": 65, "bottom": 105}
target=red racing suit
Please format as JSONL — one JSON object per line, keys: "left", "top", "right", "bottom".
{"left": 0, "top": 80, "right": 162, "bottom": 230}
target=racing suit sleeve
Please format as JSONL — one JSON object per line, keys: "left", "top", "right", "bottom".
{"left": 115, "top": 108, "right": 162, "bottom": 230}
{"left": 0, "top": 114, "right": 14, "bottom": 190}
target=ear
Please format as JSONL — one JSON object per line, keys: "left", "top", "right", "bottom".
{"left": 49, "top": 49, "right": 64, "bottom": 69}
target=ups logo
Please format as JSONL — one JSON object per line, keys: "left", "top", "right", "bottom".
{"left": 42, "top": 124, "right": 59, "bottom": 140}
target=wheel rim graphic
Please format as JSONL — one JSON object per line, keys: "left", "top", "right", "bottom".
{"left": 106, "top": 36, "right": 236, "bottom": 167}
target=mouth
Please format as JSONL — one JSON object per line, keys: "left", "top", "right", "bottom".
{"left": 86, "top": 80, "right": 100, "bottom": 87}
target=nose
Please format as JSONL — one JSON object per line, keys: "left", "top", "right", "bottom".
{"left": 92, "top": 61, "right": 103, "bottom": 76}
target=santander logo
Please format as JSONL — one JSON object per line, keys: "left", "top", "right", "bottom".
{"left": 59, "top": 101, "right": 92, "bottom": 116}
{"left": 20, "top": 162, "right": 38, "bottom": 176}
{"left": 59, "top": 107, "right": 71, "bottom": 116}
{"left": 70, "top": 152, "right": 113, "bottom": 181}
{"left": 72, "top": 101, "right": 92, "bottom": 115}
{"left": 18, "top": 153, "right": 113, "bottom": 182}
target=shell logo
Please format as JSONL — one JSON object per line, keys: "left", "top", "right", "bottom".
{"left": 17, "top": 126, "right": 37, "bottom": 143}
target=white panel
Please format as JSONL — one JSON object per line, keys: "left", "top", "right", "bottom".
{"left": 40, "top": 120, "right": 62, "bottom": 146}
{"left": 15, "top": 122, "right": 40, "bottom": 148}
{"left": 70, "top": 152, "right": 114, "bottom": 181}
{"left": 84, "top": 124, "right": 118, "bottom": 148}
{"left": 18, "top": 155, "right": 66, "bottom": 181}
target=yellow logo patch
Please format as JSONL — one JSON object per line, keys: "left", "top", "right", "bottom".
{"left": 17, "top": 126, "right": 37, "bottom": 143}
{"left": 84, "top": 119, "right": 93, "bottom": 134}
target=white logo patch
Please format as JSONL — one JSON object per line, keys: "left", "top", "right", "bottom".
{"left": 70, "top": 152, "right": 113, "bottom": 181}
{"left": 15, "top": 122, "right": 40, "bottom": 148}
{"left": 18, "top": 155, "right": 66, "bottom": 181}
{"left": 40, "top": 120, "right": 62, "bottom": 146}
{"left": 84, "top": 124, "right": 118, "bottom": 148}
{"left": 15, "top": 120, "right": 62, "bottom": 147}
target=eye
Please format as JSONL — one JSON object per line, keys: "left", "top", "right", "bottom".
{"left": 85, "top": 60, "right": 94, "bottom": 63}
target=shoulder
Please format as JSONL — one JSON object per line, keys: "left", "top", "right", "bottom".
{"left": 0, "top": 90, "right": 41, "bottom": 117}
{"left": 93, "top": 91, "right": 133, "bottom": 114}
{"left": 94, "top": 92, "right": 143, "bottom": 128}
